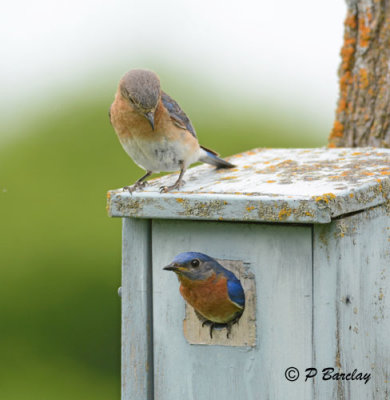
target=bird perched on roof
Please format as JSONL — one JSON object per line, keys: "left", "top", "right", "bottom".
{"left": 164, "top": 252, "right": 245, "bottom": 338}
{"left": 109, "top": 69, "right": 235, "bottom": 193}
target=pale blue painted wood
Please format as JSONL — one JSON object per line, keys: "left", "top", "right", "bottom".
{"left": 107, "top": 148, "right": 390, "bottom": 223}
{"left": 313, "top": 205, "right": 390, "bottom": 399}
{"left": 112, "top": 147, "right": 390, "bottom": 399}
{"left": 121, "top": 218, "right": 153, "bottom": 400}
{"left": 151, "top": 220, "right": 313, "bottom": 400}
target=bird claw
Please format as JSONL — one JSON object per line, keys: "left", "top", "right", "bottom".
{"left": 199, "top": 316, "right": 241, "bottom": 339}
{"left": 199, "top": 319, "right": 216, "bottom": 339}
{"left": 226, "top": 324, "right": 232, "bottom": 339}
{"left": 210, "top": 324, "right": 215, "bottom": 339}
{"left": 123, "top": 185, "right": 135, "bottom": 194}
{"left": 124, "top": 181, "right": 148, "bottom": 194}
{"left": 159, "top": 180, "right": 185, "bottom": 193}
{"left": 159, "top": 184, "right": 178, "bottom": 193}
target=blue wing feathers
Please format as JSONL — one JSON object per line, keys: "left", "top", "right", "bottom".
{"left": 160, "top": 92, "right": 235, "bottom": 168}
{"left": 161, "top": 91, "right": 197, "bottom": 138}
{"left": 227, "top": 279, "right": 245, "bottom": 307}
{"left": 203, "top": 149, "right": 220, "bottom": 161}
{"left": 199, "top": 146, "right": 235, "bottom": 169}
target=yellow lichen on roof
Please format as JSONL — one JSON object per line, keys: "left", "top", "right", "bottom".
{"left": 278, "top": 208, "right": 292, "bottom": 220}
{"left": 314, "top": 193, "right": 336, "bottom": 203}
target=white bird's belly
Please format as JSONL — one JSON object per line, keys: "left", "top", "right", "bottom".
{"left": 119, "top": 136, "right": 200, "bottom": 172}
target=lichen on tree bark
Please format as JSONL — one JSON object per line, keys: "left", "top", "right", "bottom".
{"left": 329, "top": 0, "right": 390, "bottom": 148}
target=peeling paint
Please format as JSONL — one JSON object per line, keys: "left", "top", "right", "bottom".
{"left": 334, "top": 219, "right": 357, "bottom": 238}
{"left": 178, "top": 199, "right": 227, "bottom": 218}
{"left": 107, "top": 148, "right": 390, "bottom": 223}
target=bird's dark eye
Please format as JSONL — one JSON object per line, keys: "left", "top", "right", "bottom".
{"left": 191, "top": 259, "right": 200, "bottom": 267}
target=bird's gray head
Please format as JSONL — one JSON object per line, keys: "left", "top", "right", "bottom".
{"left": 119, "top": 69, "right": 161, "bottom": 129}
{"left": 163, "top": 252, "right": 219, "bottom": 281}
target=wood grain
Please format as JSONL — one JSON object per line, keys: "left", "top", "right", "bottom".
{"left": 151, "top": 219, "right": 313, "bottom": 400}
{"left": 121, "top": 218, "right": 153, "bottom": 400}
{"left": 313, "top": 205, "right": 390, "bottom": 399}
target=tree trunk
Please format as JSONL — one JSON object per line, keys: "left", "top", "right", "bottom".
{"left": 329, "top": 0, "right": 390, "bottom": 148}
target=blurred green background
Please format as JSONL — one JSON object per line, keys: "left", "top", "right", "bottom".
{"left": 0, "top": 68, "right": 328, "bottom": 399}
{"left": 1, "top": 0, "right": 349, "bottom": 395}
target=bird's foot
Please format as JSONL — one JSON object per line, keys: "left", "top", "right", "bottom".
{"left": 159, "top": 179, "right": 185, "bottom": 193}
{"left": 224, "top": 313, "right": 243, "bottom": 338}
{"left": 201, "top": 316, "right": 242, "bottom": 339}
{"left": 194, "top": 310, "right": 238, "bottom": 339}
{"left": 209, "top": 324, "right": 215, "bottom": 339}
{"left": 200, "top": 320, "right": 221, "bottom": 339}
{"left": 225, "top": 323, "right": 233, "bottom": 339}
{"left": 123, "top": 181, "right": 148, "bottom": 194}
{"left": 201, "top": 320, "right": 215, "bottom": 339}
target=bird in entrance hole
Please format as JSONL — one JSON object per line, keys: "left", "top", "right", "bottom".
{"left": 109, "top": 69, "right": 235, "bottom": 193}
{"left": 163, "top": 252, "right": 245, "bottom": 338}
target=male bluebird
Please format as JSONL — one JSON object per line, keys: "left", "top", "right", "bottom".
{"left": 109, "top": 69, "right": 235, "bottom": 193}
{"left": 163, "top": 252, "right": 245, "bottom": 338}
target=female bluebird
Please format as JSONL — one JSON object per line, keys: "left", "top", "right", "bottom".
{"left": 164, "top": 252, "right": 245, "bottom": 338}
{"left": 109, "top": 69, "right": 235, "bottom": 193}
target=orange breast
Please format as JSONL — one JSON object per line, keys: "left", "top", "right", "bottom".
{"left": 179, "top": 273, "right": 242, "bottom": 324}
{"left": 110, "top": 93, "right": 146, "bottom": 140}
{"left": 111, "top": 95, "right": 197, "bottom": 142}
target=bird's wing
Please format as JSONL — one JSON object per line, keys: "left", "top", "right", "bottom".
{"left": 227, "top": 279, "right": 245, "bottom": 308}
{"left": 161, "top": 91, "right": 197, "bottom": 138}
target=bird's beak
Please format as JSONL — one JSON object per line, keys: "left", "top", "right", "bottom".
{"left": 163, "top": 263, "right": 179, "bottom": 272}
{"left": 145, "top": 111, "right": 155, "bottom": 130}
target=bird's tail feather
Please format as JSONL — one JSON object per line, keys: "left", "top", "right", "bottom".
{"left": 199, "top": 146, "right": 235, "bottom": 169}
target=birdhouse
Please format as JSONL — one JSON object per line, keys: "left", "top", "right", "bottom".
{"left": 107, "top": 147, "right": 390, "bottom": 400}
